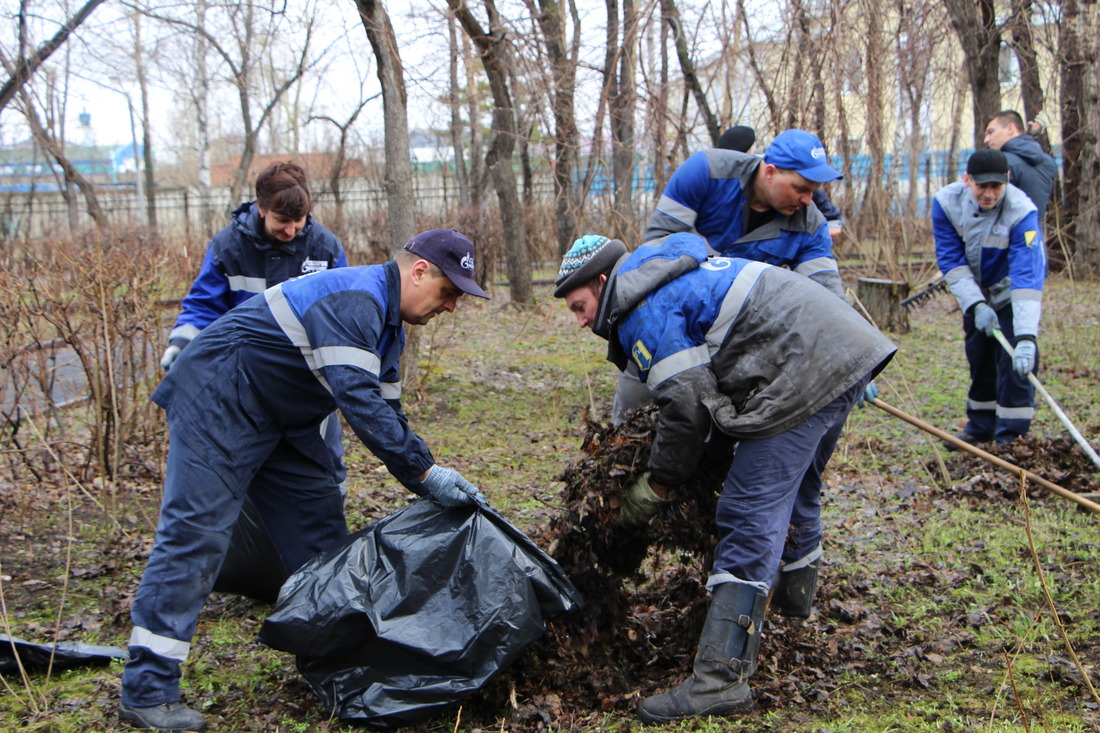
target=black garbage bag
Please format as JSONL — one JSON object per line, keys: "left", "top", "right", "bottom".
{"left": 259, "top": 498, "right": 582, "bottom": 729}
{"left": 213, "top": 494, "right": 288, "bottom": 603}
{"left": 1, "top": 634, "right": 126, "bottom": 674}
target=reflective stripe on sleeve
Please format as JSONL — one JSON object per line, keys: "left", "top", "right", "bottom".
{"left": 648, "top": 344, "right": 710, "bottom": 388}
{"left": 227, "top": 275, "right": 267, "bottom": 294}
{"left": 129, "top": 627, "right": 190, "bottom": 662}
{"left": 380, "top": 381, "right": 401, "bottom": 400}
{"left": 793, "top": 256, "right": 839, "bottom": 278}
{"left": 655, "top": 194, "right": 697, "bottom": 228}
{"left": 313, "top": 345, "right": 381, "bottom": 375}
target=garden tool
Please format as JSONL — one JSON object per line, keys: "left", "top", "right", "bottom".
{"left": 990, "top": 327, "right": 1100, "bottom": 470}
{"left": 870, "top": 397, "right": 1100, "bottom": 516}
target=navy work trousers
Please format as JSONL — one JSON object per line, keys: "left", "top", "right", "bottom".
{"left": 121, "top": 427, "right": 347, "bottom": 707}
{"left": 963, "top": 304, "right": 1036, "bottom": 442}
{"left": 711, "top": 375, "right": 869, "bottom": 588}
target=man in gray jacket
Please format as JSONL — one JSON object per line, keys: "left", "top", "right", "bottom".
{"left": 983, "top": 109, "right": 1057, "bottom": 222}
{"left": 554, "top": 233, "right": 895, "bottom": 723}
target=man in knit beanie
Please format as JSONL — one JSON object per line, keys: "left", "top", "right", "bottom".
{"left": 554, "top": 232, "right": 895, "bottom": 725}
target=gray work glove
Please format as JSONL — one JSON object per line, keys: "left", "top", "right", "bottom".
{"left": 972, "top": 302, "right": 997, "bottom": 336}
{"left": 1013, "top": 339, "right": 1037, "bottom": 378}
{"left": 421, "top": 466, "right": 488, "bottom": 508}
{"left": 615, "top": 472, "right": 670, "bottom": 530}
{"left": 160, "top": 345, "right": 182, "bottom": 372}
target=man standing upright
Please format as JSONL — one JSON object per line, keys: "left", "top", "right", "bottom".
{"left": 933, "top": 149, "right": 1046, "bottom": 447}
{"left": 983, "top": 110, "right": 1057, "bottom": 221}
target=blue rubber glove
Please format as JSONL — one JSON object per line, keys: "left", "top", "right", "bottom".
{"left": 855, "top": 381, "right": 879, "bottom": 409}
{"left": 1013, "top": 340, "right": 1037, "bottom": 378}
{"left": 421, "top": 466, "right": 488, "bottom": 508}
{"left": 972, "top": 302, "right": 997, "bottom": 336}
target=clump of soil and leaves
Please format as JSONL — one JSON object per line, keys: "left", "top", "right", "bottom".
{"left": 2, "top": 250, "right": 1099, "bottom": 732}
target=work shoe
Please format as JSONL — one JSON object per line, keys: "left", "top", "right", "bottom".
{"left": 119, "top": 701, "right": 207, "bottom": 731}
{"left": 771, "top": 561, "right": 819, "bottom": 619}
{"left": 943, "top": 431, "right": 988, "bottom": 451}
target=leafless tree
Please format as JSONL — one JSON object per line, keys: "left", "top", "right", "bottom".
{"left": 522, "top": 0, "right": 582, "bottom": 254}
{"left": 448, "top": 0, "right": 533, "bottom": 306}
{"left": 1059, "top": 0, "right": 1100, "bottom": 273}
{"left": 0, "top": 0, "right": 107, "bottom": 114}
{"left": 942, "top": 0, "right": 1002, "bottom": 146}
{"left": 662, "top": 0, "right": 719, "bottom": 145}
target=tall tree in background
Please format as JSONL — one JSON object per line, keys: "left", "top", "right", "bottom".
{"left": 1059, "top": 0, "right": 1100, "bottom": 273}
{"left": 606, "top": 0, "right": 639, "bottom": 242}
{"left": 662, "top": 0, "right": 719, "bottom": 145}
{"left": 449, "top": 0, "right": 533, "bottom": 306}
{"left": 943, "top": 0, "right": 1002, "bottom": 146}
{"left": 1007, "top": 0, "right": 1050, "bottom": 149}
{"left": 354, "top": 0, "right": 415, "bottom": 250}
{"left": 524, "top": 0, "right": 582, "bottom": 255}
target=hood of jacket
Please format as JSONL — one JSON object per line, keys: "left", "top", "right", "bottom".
{"left": 1001, "top": 134, "right": 1048, "bottom": 167}
{"left": 593, "top": 233, "right": 710, "bottom": 368}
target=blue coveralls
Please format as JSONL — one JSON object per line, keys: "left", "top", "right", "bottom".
{"left": 123, "top": 263, "right": 436, "bottom": 707}
{"left": 602, "top": 235, "right": 895, "bottom": 591}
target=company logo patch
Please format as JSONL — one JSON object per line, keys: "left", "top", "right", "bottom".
{"left": 631, "top": 340, "right": 652, "bottom": 372}
{"left": 811, "top": 146, "right": 825, "bottom": 160}
{"left": 1024, "top": 230, "right": 1037, "bottom": 247}
{"left": 460, "top": 252, "right": 474, "bottom": 271}
{"left": 301, "top": 259, "right": 329, "bottom": 274}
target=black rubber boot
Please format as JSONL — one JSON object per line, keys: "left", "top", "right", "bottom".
{"left": 771, "top": 561, "right": 819, "bottom": 618}
{"left": 637, "top": 582, "right": 766, "bottom": 724}
{"left": 119, "top": 701, "right": 207, "bottom": 731}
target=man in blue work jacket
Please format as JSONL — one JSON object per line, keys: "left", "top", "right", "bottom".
{"left": 554, "top": 233, "right": 895, "bottom": 723}
{"left": 614, "top": 130, "right": 851, "bottom": 424}
{"left": 933, "top": 148, "right": 1045, "bottom": 446}
{"left": 119, "top": 230, "right": 490, "bottom": 732}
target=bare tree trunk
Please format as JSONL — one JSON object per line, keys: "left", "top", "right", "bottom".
{"left": 132, "top": 7, "right": 156, "bottom": 226}
{"left": 355, "top": 0, "right": 415, "bottom": 249}
{"left": 311, "top": 96, "right": 373, "bottom": 236}
{"left": 527, "top": 0, "right": 582, "bottom": 255}
{"left": 737, "top": 0, "right": 780, "bottom": 130}
{"left": 608, "top": 0, "right": 638, "bottom": 242}
{"left": 862, "top": 0, "right": 887, "bottom": 230}
{"left": 1059, "top": 0, "right": 1100, "bottom": 273}
{"left": 19, "top": 92, "right": 104, "bottom": 227}
{"left": 449, "top": 0, "right": 534, "bottom": 306}
{"left": 446, "top": 13, "right": 472, "bottom": 208}
{"left": 943, "top": 0, "right": 1002, "bottom": 145}
{"left": 661, "top": 0, "right": 719, "bottom": 144}
{"left": 1008, "top": 0, "right": 1050, "bottom": 150}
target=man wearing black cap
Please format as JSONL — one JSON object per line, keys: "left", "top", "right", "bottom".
{"left": 933, "top": 149, "right": 1046, "bottom": 447}
{"left": 119, "top": 229, "right": 489, "bottom": 732}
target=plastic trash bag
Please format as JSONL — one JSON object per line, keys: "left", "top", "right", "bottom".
{"left": 213, "top": 494, "right": 288, "bottom": 603}
{"left": 259, "top": 498, "right": 581, "bottom": 729}
{"left": 0, "top": 634, "right": 126, "bottom": 674}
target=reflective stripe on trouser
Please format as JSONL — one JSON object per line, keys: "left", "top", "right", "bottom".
{"left": 963, "top": 305, "right": 1036, "bottom": 442}
{"left": 122, "top": 430, "right": 347, "bottom": 707}
{"left": 710, "top": 375, "right": 867, "bottom": 589}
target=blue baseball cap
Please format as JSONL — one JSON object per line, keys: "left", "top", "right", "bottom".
{"left": 764, "top": 129, "right": 843, "bottom": 183}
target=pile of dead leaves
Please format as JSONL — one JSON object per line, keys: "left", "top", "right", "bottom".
{"left": 492, "top": 411, "right": 927, "bottom": 727}
{"left": 940, "top": 435, "right": 1100, "bottom": 507}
